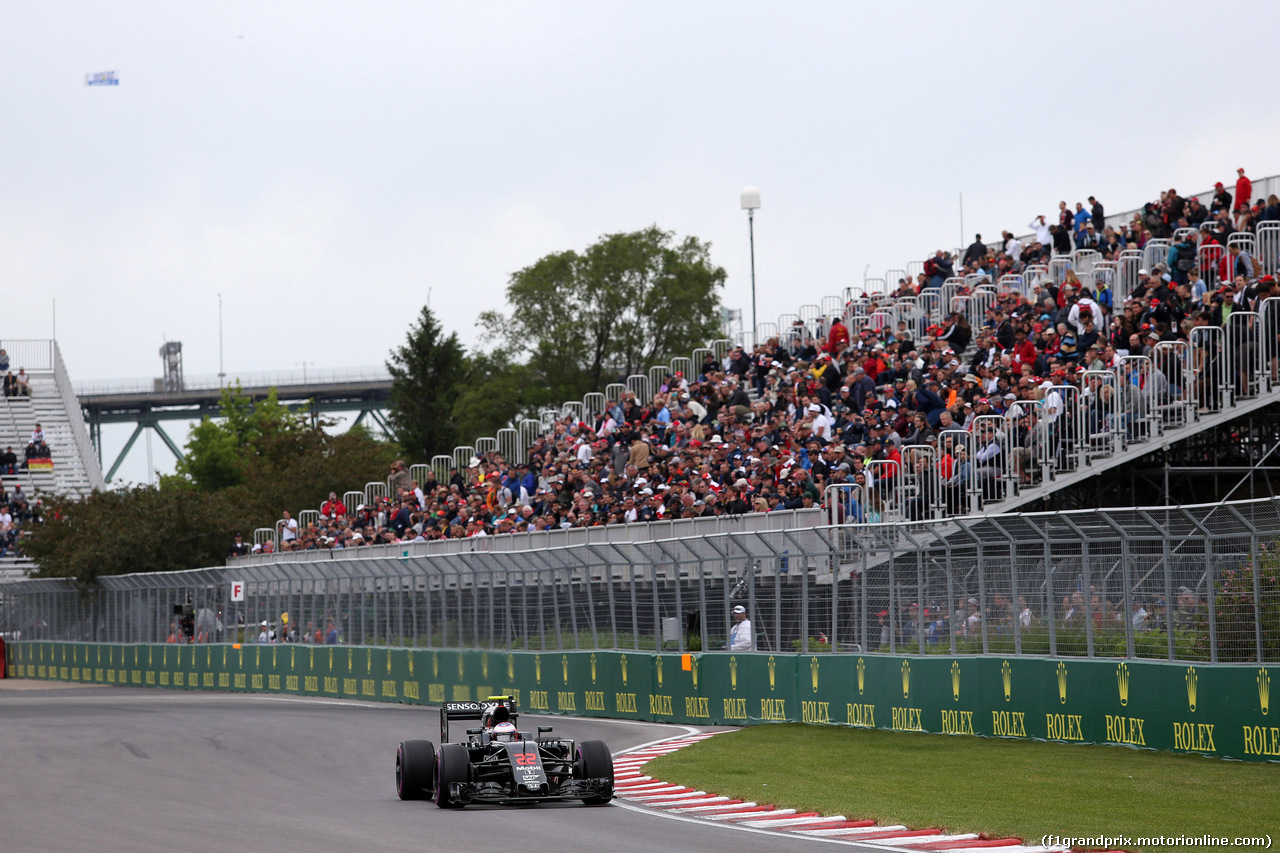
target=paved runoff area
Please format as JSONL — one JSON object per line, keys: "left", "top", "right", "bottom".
{"left": 614, "top": 733, "right": 1127, "bottom": 853}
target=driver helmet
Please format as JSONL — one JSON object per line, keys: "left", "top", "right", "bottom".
{"left": 492, "top": 722, "right": 518, "bottom": 742}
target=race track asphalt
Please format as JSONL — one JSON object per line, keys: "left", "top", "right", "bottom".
{"left": 0, "top": 682, "right": 886, "bottom": 853}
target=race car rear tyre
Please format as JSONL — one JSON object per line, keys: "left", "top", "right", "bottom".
{"left": 575, "top": 740, "right": 614, "bottom": 805}
{"left": 434, "top": 743, "right": 470, "bottom": 809}
{"left": 396, "top": 740, "right": 435, "bottom": 801}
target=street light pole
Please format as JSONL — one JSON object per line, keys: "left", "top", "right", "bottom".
{"left": 740, "top": 187, "right": 761, "bottom": 344}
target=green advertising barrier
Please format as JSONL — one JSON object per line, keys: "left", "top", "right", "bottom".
{"left": 7, "top": 642, "right": 1278, "bottom": 762}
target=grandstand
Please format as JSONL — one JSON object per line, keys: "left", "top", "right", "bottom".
{"left": 233, "top": 171, "right": 1280, "bottom": 561}
{"left": 0, "top": 341, "right": 104, "bottom": 500}
{"left": 0, "top": 340, "right": 103, "bottom": 567}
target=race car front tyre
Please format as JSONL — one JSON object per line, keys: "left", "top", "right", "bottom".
{"left": 396, "top": 740, "right": 436, "bottom": 801}
{"left": 575, "top": 740, "right": 614, "bottom": 805}
{"left": 435, "top": 743, "right": 470, "bottom": 809}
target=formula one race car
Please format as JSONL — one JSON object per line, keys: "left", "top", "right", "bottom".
{"left": 395, "top": 696, "right": 614, "bottom": 808}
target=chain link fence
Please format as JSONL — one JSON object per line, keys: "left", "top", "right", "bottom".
{"left": 3, "top": 497, "right": 1279, "bottom": 664}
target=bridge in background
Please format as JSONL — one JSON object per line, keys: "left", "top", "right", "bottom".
{"left": 76, "top": 367, "right": 393, "bottom": 482}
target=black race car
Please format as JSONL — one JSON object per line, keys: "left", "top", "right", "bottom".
{"left": 396, "top": 696, "right": 614, "bottom": 808}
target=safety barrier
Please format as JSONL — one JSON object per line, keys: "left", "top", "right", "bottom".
{"left": 1143, "top": 238, "right": 1171, "bottom": 272}
{"left": 6, "top": 642, "right": 1276, "bottom": 762}
{"left": 1259, "top": 222, "right": 1280, "bottom": 275}
{"left": 1199, "top": 243, "right": 1228, "bottom": 288}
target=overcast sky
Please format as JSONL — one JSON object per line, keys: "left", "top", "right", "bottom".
{"left": 4, "top": 1, "right": 1279, "bottom": 485}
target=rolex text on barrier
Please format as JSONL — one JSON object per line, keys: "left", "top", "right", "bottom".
{"left": 7, "top": 642, "right": 1277, "bottom": 762}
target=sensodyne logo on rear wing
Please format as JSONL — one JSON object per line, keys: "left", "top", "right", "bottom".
{"left": 442, "top": 701, "right": 483, "bottom": 713}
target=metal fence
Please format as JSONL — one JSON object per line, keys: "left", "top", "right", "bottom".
{"left": 3, "top": 497, "right": 1279, "bottom": 665}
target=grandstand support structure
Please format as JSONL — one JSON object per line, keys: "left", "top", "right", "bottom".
{"left": 1038, "top": 403, "right": 1280, "bottom": 511}
{"left": 76, "top": 369, "right": 392, "bottom": 482}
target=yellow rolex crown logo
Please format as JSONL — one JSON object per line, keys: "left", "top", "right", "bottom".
{"left": 811, "top": 657, "right": 820, "bottom": 693}
{"left": 385, "top": 649, "right": 390, "bottom": 674}
{"left": 367, "top": 647, "right": 373, "bottom": 673}
{"left": 310, "top": 648, "right": 315, "bottom": 669}
{"left": 656, "top": 655, "right": 664, "bottom": 687}
{"left": 347, "top": 648, "right": 352, "bottom": 672}
{"left": 620, "top": 654, "right": 628, "bottom": 686}
{"left": 456, "top": 654, "right": 465, "bottom": 680}
{"left": 1185, "top": 666, "right": 1197, "bottom": 713}
{"left": 1117, "top": 662, "right": 1130, "bottom": 707}
{"left": 407, "top": 652, "right": 413, "bottom": 676}
{"left": 729, "top": 655, "right": 738, "bottom": 690}
{"left": 590, "top": 653, "right": 597, "bottom": 684}
{"left": 561, "top": 654, "right": 569, "bottom": 684}
{"left": 534, "top": 655, "right": 541, "bottom": 684}
{"left": 1260, "top": 669, "right": 1271, "bottom": 716}
{"left": 768, "top": 655, "right": 777, "bottom": 691}
{"left": 432, "top": 652, "right": 439, "bottom": 678}
{"left": 692, "top": 658, "right": 699, "bottom": 690}
{"left": 1002, "top": 660, "right": 1013, "bottom": 702}
{"left": 1056, "top": 662, "right": 1068, "bottom": 704}
{"left": 951, "top": 661, "right": 961, "bottom": 701}
{"left": 857, "top": 658, "right": 865, "bottom": 695}
{"left": 901, "top": 660, "right": 911, "bottom": 699}
{"left": 482, "top": 652, "right": 489, "bottom": 680}
{"left": 506, "top": 654, "right": 514, "bottom": 681}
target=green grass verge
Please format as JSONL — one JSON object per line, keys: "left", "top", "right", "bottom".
{"left": 643, "top": 724, "right": 1278, "bottom": 853}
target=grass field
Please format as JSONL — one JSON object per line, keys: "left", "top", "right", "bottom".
{"left": 642, "top": 724, "right": 1279, "bottom": 853}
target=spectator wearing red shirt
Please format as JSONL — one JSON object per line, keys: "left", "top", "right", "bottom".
{"left": 1011, "top": 328, "right": 1038, "bottom": 372}
{"left": 321, "top": 492, "right": 346, "bottom": 518}
{"left": 1235, "top": 168, "right": 1252, "bottom": 212}
{"left": 826, "top": 317, "right": 850, "bottom": 356}
{"left": 862, "top": 346, "right": 888, "bottom": 383}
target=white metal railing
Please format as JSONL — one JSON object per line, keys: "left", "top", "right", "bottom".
{"left": 74, "top": 365, "right": 392, "bottom": 397}
{"left": 52, "top": 342, "right": 106, "bottom": 491}
{"left": 230, "top": 506, "right": 828, "bottom": 565}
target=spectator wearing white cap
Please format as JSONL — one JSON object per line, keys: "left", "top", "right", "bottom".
{"left": 727, "top": 604, "right": 754, "bottom": 651}
{"left": 807, "top": 403, "right": 833, "bottom": 441}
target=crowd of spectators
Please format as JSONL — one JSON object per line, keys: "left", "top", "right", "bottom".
{"left": 0, "top": 483, "right": 40, "bottom": 559}
{"left": 0, "top": 349, "right": 33, "bottom": 398}
{"left": 235, "top": 168, "right": 1280, "bottom": 554}
{"left": 874, "top": 584, "right": 1203, "bottom": 650}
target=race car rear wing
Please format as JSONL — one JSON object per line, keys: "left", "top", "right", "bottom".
{"left": 439, "top": 696, "right": 518, "bottom": 743}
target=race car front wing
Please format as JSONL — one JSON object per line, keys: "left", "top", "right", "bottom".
{"left": 446, "top": 778, "right": 614, "bottom": 805}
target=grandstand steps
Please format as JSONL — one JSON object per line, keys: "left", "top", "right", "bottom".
{"left": 0, "top": 363, "right": 100, "bottom": 499}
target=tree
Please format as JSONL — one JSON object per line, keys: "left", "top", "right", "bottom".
{"left": 386, "top": 305, "right": 468, "bottom": 460}
{"left": 27, "top": 395, "right": 398, "bottom": 586}
{"left": 26, "top": 483, "right": 247, "bottom": 588}
{"left": 479, "top": 226, "right": 725, "bottom": 397}
{"left": 173, "top": 384, "right": 309, "bottom": 491}
{"left": 451, "top": 351, "right": 535, "bottom": 446}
